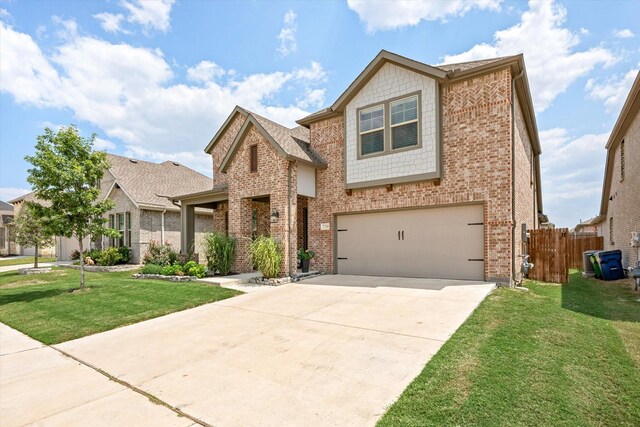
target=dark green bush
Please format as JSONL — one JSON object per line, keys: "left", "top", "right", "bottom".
{"left": 117, "top": 246, "right": 131, "bottom": 263}
{"left": 70, "top": 249, "right": 81, "bottom": 260}
{"left": 204, "top": 232, "right": 236, "bottom": 275}
{"left": 97, "top": 247, "right": 122, "bottom": 266}
{"left": 141, "top": 263, "right": 163, "bottom": 274}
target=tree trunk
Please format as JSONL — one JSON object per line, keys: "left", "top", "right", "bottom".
{"left": 34, "top": 243, "right": 39, "bottom": 268}
{"left": 78, "top": 238, "right": 85, "bottom": 289}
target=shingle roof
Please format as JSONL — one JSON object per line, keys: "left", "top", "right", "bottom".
{"left": 248, "top": 111, "right": 326, "bottom": 166}
{"left": 106, "top": 154, "right": 213, "bottom": 209}
{"left": 0, "top": 201, "right": 14, "bottom": 212}
{"left": 436, "top": 56, "right": 514, "bottom": 72}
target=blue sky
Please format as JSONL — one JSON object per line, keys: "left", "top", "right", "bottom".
{"left": 0, "top": 0, "right": 638, "bottom": 227}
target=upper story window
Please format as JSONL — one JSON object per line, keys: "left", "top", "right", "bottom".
{"left": 359, "top": 105, "right": 385, "bottom": 156}
{"left": 250, "top": 145, "right": 258, "bottom": 173}
{"left": 620, "top": 140, "right": 625, "bottom": 181}
{"left": 390, "top": 95, "right": 418, "bottom": 149}
{"left": 357, "top": 93, "right": 421, "bottom": 158}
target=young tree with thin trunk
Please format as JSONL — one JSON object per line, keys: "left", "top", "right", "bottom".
{"left": 25, "top": 125, "right": 117, "bottom": 289}
{"left": 12, "top": 204, "right": 54, "bottom": 269}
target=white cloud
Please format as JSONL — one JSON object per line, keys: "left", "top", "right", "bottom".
{"left": 277, "top": 10, "right": 297, "bottom": 56}
{"left": 0, "top": 187, "right": 31, "bottom": 203}
{"left": 187, "top": 61, "right": 225, "bottom": 83}
{"left": 539, "top": 128, "right": 608, "bottom": 226}
{"left": 0, "top": 8, "right": 10, "bottom": 19}
{"left": 586, "top": 69, "right": 639, "bottom": 113}
{"left": 613, "top": 28, "right": 634, "bottom": 39}
{"left": 442, "top": 0, "right": 617, "bottom": 112}
{"left": 93, "top": 12, "right": 128, "bottom": 34}
{"left": 0, "top": 21, "right": 327, "bottom": 176}
{"left": 92, "top": 0, "right": 175, "bottom": 34}
{"left": 51, "top": 16, "right": 78, "bottom": 40}
{"left": 347, "top": 0, "right": 502, "bottom": 32}
{"left": 297, "top": 88, "right": 326, "bottom": 109}
{"left": 93, "top": 137, "right": 117, "bottom": 150}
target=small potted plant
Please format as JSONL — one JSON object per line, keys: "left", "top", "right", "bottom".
{"left": 297, "top": 248, "right": 315, "bottom": 273}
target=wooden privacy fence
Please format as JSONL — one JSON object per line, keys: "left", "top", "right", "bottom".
{"left": 569, "top": 235, "right": 604, "bottom": 269}
{"left": 527, "top": 228, "right": 569, "bottom": 284}
{"left": 527, "top": 229, "right": 604, "bottom": 283}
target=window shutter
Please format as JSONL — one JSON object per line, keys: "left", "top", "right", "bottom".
{"left": 250, "top": 145, "right": 258, "bottom": 172}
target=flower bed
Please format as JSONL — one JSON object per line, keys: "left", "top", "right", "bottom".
{"left": 131, "top": 273, "right": 198, "bottom": 282}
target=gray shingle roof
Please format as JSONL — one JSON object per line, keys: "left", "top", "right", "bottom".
{"left": 0, "top": 201, "right": 14, "bottom": 212}
{"left": 106, "top": 154, "right": 213, "bottom": 209}
{"left": 247, "top": 111, "right": 326, "bottom": 166}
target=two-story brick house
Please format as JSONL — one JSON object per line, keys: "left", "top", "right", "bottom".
{"left": 175, "top": 50, "right": 543, "bottom": 285}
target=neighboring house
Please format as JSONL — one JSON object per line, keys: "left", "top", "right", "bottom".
{"left": 570, "top": 217, "right": 599, "bottom": 236}
{"left": 0, "top": 200, "right": 16, "bottom": 256}
{"left": 176, "top": 50, "right": 544, "bottom": 285}
{"left": 15, "top": 154, "right": 215, "bottom": 263}
{"left": 594, "top": 71, "right": 640, "bottom": 268}
{"left": 9, "top": 194, "right": 56, "bottom": 257}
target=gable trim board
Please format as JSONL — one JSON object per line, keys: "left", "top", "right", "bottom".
{"left": 204, "top": 106, "right": 249, "bottom": 154}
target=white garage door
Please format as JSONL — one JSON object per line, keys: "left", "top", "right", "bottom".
{"left": 336, "top": 204, "right": 484, "bottom": 280}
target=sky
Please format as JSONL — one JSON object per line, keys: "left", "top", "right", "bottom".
{"left": 0, "top": 0, "right": 638, "bottom": 228}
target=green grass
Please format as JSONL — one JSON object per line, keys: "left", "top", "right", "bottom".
{"left": 0, "top": 256, "right": 57, "bottom": 267}
{"left": 0, "top": 268, "right": 241, "bottom": 344}
{"left": 379, "top": 271, "right": 640, "bottom": 426}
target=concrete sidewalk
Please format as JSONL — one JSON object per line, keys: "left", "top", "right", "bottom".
{"left": 0, "top": 323, "right": 195, "bottom": 427}
{"left": 0, "top": 261, "right": 67, "bottom": 273}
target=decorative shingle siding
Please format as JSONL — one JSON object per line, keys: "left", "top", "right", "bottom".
{"left": 344, "top": 63, "right": 438, "bottom": 185}
{"left": 308, "top": 68, "right": 520, "bottom": 283}
{"left": 599, "top": 112, "right": 640, "bottom": 267}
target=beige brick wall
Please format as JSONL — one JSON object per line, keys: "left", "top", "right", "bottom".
{"left": 600, "top": 111, "right": 640, "bottom": 267}
{"left": 308, "top": 68, "right": 519, "bottom": 283}
{"left": 225, "top": 125, "right": 298, "bottom": 275}
{"left": 513, "top": 92, "right": 537, "bottom": 270}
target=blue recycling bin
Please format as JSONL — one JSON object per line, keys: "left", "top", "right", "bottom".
{"left": 596, "top": 250, "right": 625, "bottom": 281}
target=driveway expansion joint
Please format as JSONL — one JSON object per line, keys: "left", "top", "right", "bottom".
{"left": 50, "top": 344, "right": 211, "bottom": 427}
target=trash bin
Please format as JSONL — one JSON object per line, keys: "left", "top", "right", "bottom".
{"left": 596, "top": 250, "right": 626, "bottom": 281}
{"left": 590, "top": 254, "right": 603, "bottom": 279}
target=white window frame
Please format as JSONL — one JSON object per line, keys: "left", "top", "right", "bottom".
{"left": 358, "top": 104, "right": 385, "bottom": 157}
{"left": 390, "top": 95, "right": 419, "bottom": 150}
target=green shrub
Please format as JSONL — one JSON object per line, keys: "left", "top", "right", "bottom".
{"left": 250, "top": 236, "right": 283, "bottom": 279}
{"left": 183, "top": 261, "right": 206, "bottom": 278}
{"left": 141, "top": 263, "right": 163, "bottom": 274}
{"left": 117, "top": 246, "right": 131, "bottom": 264}
{"left": 97, "top": 247, "right": 122, "bottom": 266}
{"left": 204, "top": 232, "right": 236, "bottom": 275}
{"left": 297, "top": 248, "right": 315, "bottom": 260}
{"left": 87, "top": 249, "right": 102, "bottom": 262}
{"left": 70, "top": 249, "right": 81, "bottom": 260}
{"left": 160, "top": 264, "right": 184, "bottom": 276}
{"left": 143, "top": 240, "right": 177, "bottom": 266}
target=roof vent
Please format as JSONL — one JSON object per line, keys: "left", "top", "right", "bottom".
{"left": 129, "top": 159, "right": 138, "bottom": 163}
{"left": 172, "top": 162, "right": 180, "bottom": 166}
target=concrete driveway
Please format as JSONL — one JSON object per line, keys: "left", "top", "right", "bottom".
{"left": 55, "top": 275, "right": 494, "bottom": 426}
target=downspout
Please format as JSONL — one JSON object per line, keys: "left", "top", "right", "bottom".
{"left": 511, "top": 69, "right": 524, "bottom": 286}
{"left": 161, "top": 209, "right": 166, "bottom": 243}
{"left": 287, "top": 161, "right": 293, "bottom": 277}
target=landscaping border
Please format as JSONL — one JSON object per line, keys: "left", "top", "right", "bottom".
{"left": 61, "top": 264, "right": 141, "bottom": 273}
{"left": 131, "top": 273, "right": 199, "bottom": 282}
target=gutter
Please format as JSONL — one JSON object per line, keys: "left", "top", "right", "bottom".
{"left": 511, "top": 69, "right": 525, "bottom": 286}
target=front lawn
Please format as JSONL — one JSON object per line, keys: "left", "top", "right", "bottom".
{"left": 0, "top": 268, "right": 241, "bottom": 344}
{"left": 379, "top": 271, "right": 640, "bottom": 426}
{"left": 0, "top": 256, "right": 57, "bottom": 267}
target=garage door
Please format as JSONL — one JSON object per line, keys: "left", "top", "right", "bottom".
{"left": 336, "top": 204, "right": 484, "bottom": 280}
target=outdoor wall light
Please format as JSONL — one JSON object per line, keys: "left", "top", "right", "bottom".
{"left": 270, "top": 209, "right": 279, "bottom": 223}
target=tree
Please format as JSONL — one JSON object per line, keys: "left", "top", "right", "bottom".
{"left": 13, "top": 204, "right": 54, "bottom": 268}
{"left": 25, "top": 125, "right": 118, "bottom": 289}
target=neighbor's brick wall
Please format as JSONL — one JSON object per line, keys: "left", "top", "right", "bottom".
{"left": 139, "top": 210, "right": 213, "bottom": 264}
{"left": 601, "top": 111, "right": 640, "bottom": 267}
{"left": 513, "top": 92, "right": 537, "bottom": 268}
{"left": 226, "top": 125, "right": 298, "bottom": 275}
{"left": 308, "top": 68, "right": 516, "bottom": 282}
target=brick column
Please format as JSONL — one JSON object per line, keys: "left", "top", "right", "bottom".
{"left": 229, "top": 196, "right": 253, "bottom": 273}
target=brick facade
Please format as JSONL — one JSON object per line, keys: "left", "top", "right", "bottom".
{"left": 207, "top": 64, "right": 539, "bottom": 284}
{"left": 598, "top": 111, "right": 640, "bottom": 267}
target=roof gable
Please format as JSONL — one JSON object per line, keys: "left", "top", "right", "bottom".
{"left": 204, "top": 106, "right": 248, "bottom": 154}
{"left": 219, "top": 112, "right": 326, "bottom": 173}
